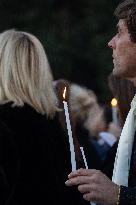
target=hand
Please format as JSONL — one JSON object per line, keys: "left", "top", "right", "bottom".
{"left": 108, "top": 122, "right": 121, "bottom": 140}
{"left": 65, "top": 168, "right": 119, "bottom": 205}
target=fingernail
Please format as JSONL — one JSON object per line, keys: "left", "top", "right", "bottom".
{"left": 65, "top": 180, "right": 71, "bottom": 185}
{"left": 65, "top": 180, "right": 69, "bottom": 184}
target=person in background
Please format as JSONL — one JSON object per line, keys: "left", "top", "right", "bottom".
{"left": 108, "top": 73, "right": 136, "bottom": 127}
{"left": 66, "top": 1, "right": 136, "bottom": 204}
{"left": 0, "top": 30, "right": 89, "bottom": 205}
{"left": 85, "top": 102, "right": 120, "bottom": 162}
{"left": 101, "top": 73, "right": 135, "bottom": 179}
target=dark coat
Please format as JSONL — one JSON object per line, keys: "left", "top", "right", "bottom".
{"left": 119, "top": 134, "right": 136, "bottom": 205}
{"left": 101, "top": 141, "right": 118, "bottom": 179}
{"left": 0, "top": 102, "right": 88, "bottom": 205}
{"left": 75, "top": 119, "right": 102, "bottom": 169}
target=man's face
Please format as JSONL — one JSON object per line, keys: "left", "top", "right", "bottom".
{"left": 108, "top": 19, "right": 136, "bottom": 80}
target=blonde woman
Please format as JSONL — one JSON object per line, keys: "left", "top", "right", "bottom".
{"left": 0, "top": 30, "right": 87, "bottom": 205}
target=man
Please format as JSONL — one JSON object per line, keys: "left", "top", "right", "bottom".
{"left": 65, "top": 0, "right": 136, "bottom": 204}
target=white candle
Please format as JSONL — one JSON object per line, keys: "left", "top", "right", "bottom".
{"left": 111, "top": 98, "right": 118, "bottom": 126}
{"left": 112, "top": 107, "right": 118, "bottom": 125}
{"left": 80, "top": 146, "right": 96, "bottom": 205}
{"left": 80, "top": 147, "right": 88, "bottom": 169}
{"left": 63, "top": 101, "right": 76, "bottom": 171}
{"left": 63, "top": 87, "right": 76, "bottom": 171}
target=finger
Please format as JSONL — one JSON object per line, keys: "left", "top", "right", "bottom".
{"left": 83, "top": 193, "right": 92, "bottom": 202}
{"left": 78, "top": 184, "right": 91, "bottom": 194}
{"left": 83, "top": 191, "right": 98, "bottom": 203}
{"left": 65, "top": 176, "right": 90, "bottom": 186}
{"left": 68, "top": 168, "right": 98, "bottom": 179}
{"left": 68, "top": 168, "right": 84, "bottom": 178}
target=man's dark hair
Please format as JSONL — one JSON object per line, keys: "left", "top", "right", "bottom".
{"left": 115, "top": 0, "right": 136, "bottom": 42}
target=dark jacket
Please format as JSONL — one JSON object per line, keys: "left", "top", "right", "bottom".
{"left": 101, "top": 141, "right": 118, "bottom": 179}
{"left": 0, "top": 102, "right": 88, "bottom": 205}
{"left": 119, "top": 133, "right": 136, "bottom": 205}
{"left": 75, "top": 118, "right": 102, "bottom": 169}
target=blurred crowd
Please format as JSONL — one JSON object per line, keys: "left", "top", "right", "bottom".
{"left": 54, "top": 75, "right": 135, "bottom": 179}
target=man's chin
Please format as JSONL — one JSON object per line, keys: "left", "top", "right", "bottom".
{"left": 112, "top": 67, "right": 135, "bottom": 80}
{"left": 112, "top": 67, "right": 121, "bottom": 77}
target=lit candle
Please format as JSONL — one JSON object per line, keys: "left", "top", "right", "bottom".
{"left": 80, "top": 146, "right": 96, "bottom": 205}
{"left": 111, "top": 98, "right": 118, "bottom": 126}
{"left": 63, "top": 87, "right": 76, "bottom": 171}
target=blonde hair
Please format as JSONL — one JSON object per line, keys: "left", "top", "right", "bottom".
{"left": 69, "top": 83, "right": 97, "bottom": 120}
{"left": 0, "top": 29, "right": 58, "bottom": 118}
{"left": 70, "top": 84, "right": 97, "bottom": 110}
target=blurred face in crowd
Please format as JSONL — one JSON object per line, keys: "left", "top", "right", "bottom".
{"left": 108, "top": 19, "right": 136, "bottom": 82}
{"left": 87, "top": 108, "right": 107, "bottom": 138}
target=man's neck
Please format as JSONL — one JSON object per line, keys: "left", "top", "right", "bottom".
{"left": 128, "top": 78, "right": 136, "bottom": 87}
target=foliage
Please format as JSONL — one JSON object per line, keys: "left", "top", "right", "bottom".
{"left": 0, "top": 0, "right": 120, "bottom": 102}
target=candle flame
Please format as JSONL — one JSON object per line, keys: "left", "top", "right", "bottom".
{"left": 111, "top": 98, "right": 118, "bottom": 107}
{"left": 63, "top": 87, "right": 67, "bottom": 100}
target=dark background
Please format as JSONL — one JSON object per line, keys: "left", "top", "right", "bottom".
{"left": 0, "top": 0, "right": 120, "bottom": 103}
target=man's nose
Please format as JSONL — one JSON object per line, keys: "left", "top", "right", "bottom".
{"left": 108, "top": 37, "right": 115, "bottom": 49}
